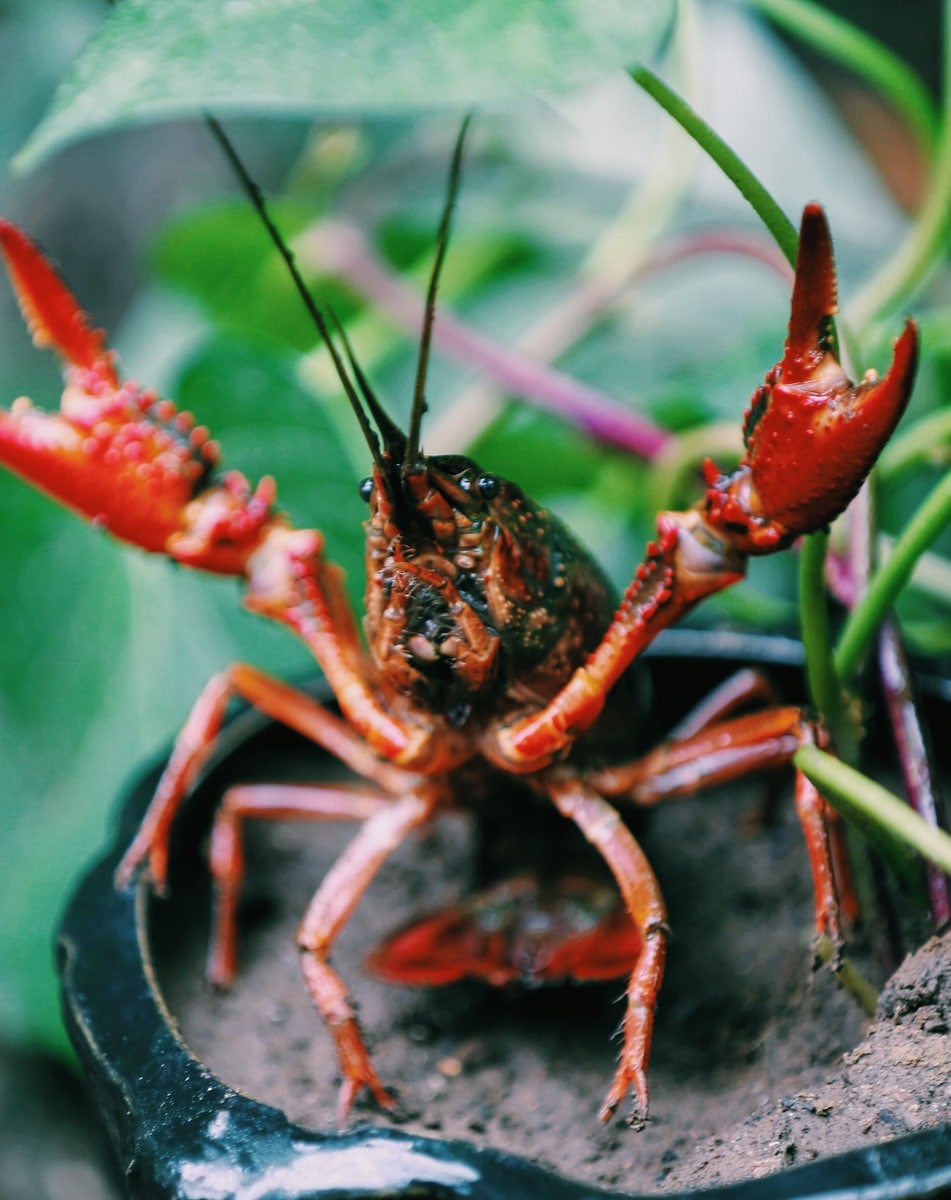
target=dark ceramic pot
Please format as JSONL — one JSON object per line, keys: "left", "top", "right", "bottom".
{"left": 58, "top": 630, "right": 951, "bottom": 1200}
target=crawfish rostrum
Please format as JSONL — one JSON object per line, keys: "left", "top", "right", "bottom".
{"left": 0, "top": 134, "right": 917, "bottom": 1124}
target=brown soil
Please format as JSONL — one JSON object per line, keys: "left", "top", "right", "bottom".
{"left": 151, "top": 719, "right": 951, "bottom": 1194}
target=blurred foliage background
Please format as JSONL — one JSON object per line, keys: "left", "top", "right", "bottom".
{"left": 0, "top": 0, "right": 947, "bottom": 1080}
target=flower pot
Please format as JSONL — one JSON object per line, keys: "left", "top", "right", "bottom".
{"left": 58, "top": 630, "right": 951, "bottom": 1199}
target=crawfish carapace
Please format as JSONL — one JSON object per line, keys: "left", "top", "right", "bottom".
{"left": 0, "top": 145, "right": 917, "bottom": 1127}
{"left": 361, "top": 447, "right": 617, "bottom": 729}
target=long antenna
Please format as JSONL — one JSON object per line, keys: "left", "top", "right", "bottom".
{"left": 205, "top": 114, "right": 384, "bottom": 471}
{"left": 403, "top": 115, "right": 472, "bottom": 475}
{"left": 329, "top": 307, "right": 406, "bottom": 458}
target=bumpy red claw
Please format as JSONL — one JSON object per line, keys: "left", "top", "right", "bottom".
{"left": 704, "top": 205, "right": 918, "bottom": 554}
{"left": 0, "top": 219, "right": 274, "bottom": 569}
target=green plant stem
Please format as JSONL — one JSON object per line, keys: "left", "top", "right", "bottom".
{"left": 796, "top": 744, "right": 951, "bottom": 875}
{"left": 585, "top": 0, "right": 703, "bottom": 291}
{"left": 738, "top": 0, "right": 938, "bottom": 157}
{"left": 875, "top": 535, "right": 951, "bottom": 607}
{"left": 630, "top": 65, "right": 799, "bottom": 266}
{"left": 836, "top": 468, "right": 951, "bottom": 680}
{"left": 878, "top": 407, "right": 951, "bottom": 482}
{"left": 814, "top": 935, "right": 878, "bottom": 1016}
{"left": 798, "top": 530, "right": 848, "bottom": 746}
{"left": 846, "top": 0, "right": 951, "bottom": 329}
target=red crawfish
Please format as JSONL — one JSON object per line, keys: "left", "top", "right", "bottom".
{"left": 0, "top": 137, "right": 917, "bottom": 1123}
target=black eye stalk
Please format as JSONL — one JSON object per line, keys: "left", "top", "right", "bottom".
{"left": 458, "top": 471, "right": 501, "bottom": 501}
{"left": 361, "top": 467, "right": 498, "bottom": 505}
{"left": 475, "top": 474, "right": 501, "bottom": 501}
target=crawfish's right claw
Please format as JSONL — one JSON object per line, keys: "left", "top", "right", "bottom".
{"left": 0, "top": 218, "right": 223, "bottom": 556}
{"left": 0, "top": 218, "right": 278, "bottom": 578}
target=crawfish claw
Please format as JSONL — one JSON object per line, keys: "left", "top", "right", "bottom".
{"left": 0, "top": 219, "right": 114, "bottom": 379}
{"left": 708, "top": 206, "right": 918, "bottom": 553}
{"left": 0, "top": 218, "right": 225, "bottom": 555}
{"left": 0, "top": 218, "right": 288, "bottom": 576}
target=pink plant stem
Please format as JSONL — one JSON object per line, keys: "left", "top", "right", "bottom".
{"left": 644, "top": 230, "right": 793, "bottom": 284}
{"left": 301, "top": 219, "right": 669, "bottom": 459}
{"left": 878, "top": 617, "right": 951, "bottom": 931}
{"left": 824, "top": 548, "right": 858, "bottom": 608}
{"left": 829, "top": 490, "right": 950, "bottom": 932}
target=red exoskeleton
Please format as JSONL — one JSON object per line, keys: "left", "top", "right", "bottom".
{"left": 0, "top": 128, "right": 918, "bottom": 1124}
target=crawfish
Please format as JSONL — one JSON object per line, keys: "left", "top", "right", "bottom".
{"left": 0, "top": 134, "right": 917, "bottom": 1123}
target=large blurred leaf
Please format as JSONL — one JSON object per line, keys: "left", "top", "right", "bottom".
{"left": 151, "top": 203, "right": 328, "bottom": 354}
{"left": 17, "top": 0, "right": 674, "bottom": 170}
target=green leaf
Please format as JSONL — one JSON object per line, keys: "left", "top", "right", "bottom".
{"left": 152, "top": 202, "right": 330, "bottom": 354}
{"left": 17, "top": 0, "right": 674, "bottom": 170}
{"left": 795, "top": 744, "right": 951, "bottom": 877}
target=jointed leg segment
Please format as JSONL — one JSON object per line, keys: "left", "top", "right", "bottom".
{"left": 207, "top": 781, "right": 392, "bottom": 987}
{"left": 115, "top": 662, "right": 417, "bottom": 891}
{"left": 547, "top": 774, "right": 667, "bottom": 1123}
{"left": 295, "top": 789, "right": 439, "bottom": 1118}
{"left": 203, "top": 768, "right": 445, "bottom": 1118}
{"left": 588, "top": 701, "right": 856, "bottom": 945}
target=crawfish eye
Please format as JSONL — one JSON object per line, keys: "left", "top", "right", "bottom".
{"left": 358, "top": 477, "right": 374, "bottom": 502}
{"left": 475, "top": 473, "right": 501, "bottom": 501}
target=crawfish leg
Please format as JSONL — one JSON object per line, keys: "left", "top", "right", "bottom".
{"left": 207, "top": 782, "right": 391, "bottom": 987}
{"left": 792, "top": 725, "right": 861, "bottom": 931}
{"left": 115, "top": 663, "right": 415, "bottom": 893}
{"left": 487, "top": 513, "right": 747, "bottom": 772}
{"left": 588, "top": 707, "right": 856, "bottom": 943}
{"left": 664, "top": 667, "right": 780, "bottom": 741}
{"left": 296, "top": 788, "right": 437, "bottom": 1120}
{"left": 488, "top": 209, "right": 917, "bottom": 776}
{"left": 546, "top": 774, "right": 667, "bottom": 1124}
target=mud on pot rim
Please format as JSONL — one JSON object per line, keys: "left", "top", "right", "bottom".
{"left": 57, "top": 631, "right": 951, "bottom": 1200}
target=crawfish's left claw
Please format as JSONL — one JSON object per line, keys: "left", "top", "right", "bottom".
{"left": 0, "top": 218, "right": 282, "bottom": 573}
{"left": 708, "top": 205, "right": 918, "bottom": 554}
{"left": 0, "top": 220, "right": 116, "bottom": 382}
{"left": 0, "top": 218, "right": 222, "bottom": 554}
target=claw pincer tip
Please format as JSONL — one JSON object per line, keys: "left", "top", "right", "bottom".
{"left": 729, "top": 207, "right": 918, "bottom": 547}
